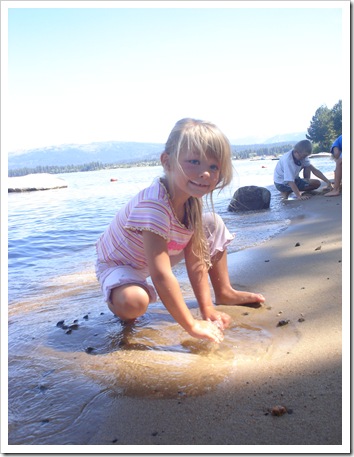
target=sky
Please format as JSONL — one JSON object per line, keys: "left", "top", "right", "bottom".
{"left": 2, "top": 0, "right": 349, "bottom": 152}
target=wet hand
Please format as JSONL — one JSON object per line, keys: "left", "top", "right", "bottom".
{"left": 188, "top": 320, "right": 224, "bottom": 343}
{"left": 204, "top": 310, "right": 231, "bottom": 330}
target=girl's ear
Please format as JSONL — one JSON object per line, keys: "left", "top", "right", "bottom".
{"left": 160, "top": 152, "right": 170, "bottom": 171}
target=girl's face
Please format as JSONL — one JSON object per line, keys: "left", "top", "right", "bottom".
{"left": 170, "top": 149, "right": 221, "bottom": 199}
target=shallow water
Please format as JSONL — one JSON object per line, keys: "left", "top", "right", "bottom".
{"left": 8, "top": 289, "right": 299, "bottom": 444}
{"left": 7, "top": 157, "right": 334, "bottom": 444}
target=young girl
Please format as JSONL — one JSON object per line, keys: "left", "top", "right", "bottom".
{"left": 96, "top": 118, "right": 265, "bottom": 343}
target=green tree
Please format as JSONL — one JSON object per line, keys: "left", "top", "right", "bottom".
{"left": 306, "top": 100, "right": 342, "bottom": 151}
{"left": 331, "top": 100, "right": 342, "bottom": 137}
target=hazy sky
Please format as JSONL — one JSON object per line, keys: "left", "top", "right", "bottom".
{"left": 2, "top": 1, "right": 348, "bottom": 152}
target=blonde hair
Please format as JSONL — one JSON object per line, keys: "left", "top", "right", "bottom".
{"left": 163, "top": 118, "right": 233, "bottom": 268}
{"left": 294, "top": 139, "right": 313, "bottom": 155}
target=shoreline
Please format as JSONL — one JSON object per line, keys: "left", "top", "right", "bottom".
{"left": 6, "top": 190, "right": 346, "bottom": 452}
{"left": 93, "top": 192, "right": 345, "bottom": 448}
{"left": 97, "top": 192, "right": 344, "bottom": 449}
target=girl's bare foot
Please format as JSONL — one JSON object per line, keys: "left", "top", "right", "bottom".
{"left": 215, "top": 290, "right": 265, "bottom": 307}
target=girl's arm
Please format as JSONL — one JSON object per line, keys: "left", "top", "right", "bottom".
{"left": 142, "top": 231, "right": 223, "bottom": 343}
{"left": 184, "top": 240, "right": 231, "bottom": 329}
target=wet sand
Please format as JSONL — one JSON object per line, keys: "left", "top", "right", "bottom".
{"left": 87, "top": 191, "right": 346, "bottom": 451}
{"left": 6, "top": 189, "right": 347, "bottom": 452}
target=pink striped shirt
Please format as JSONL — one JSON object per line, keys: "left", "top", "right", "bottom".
{"left": 96, "top": 179, "right": 193, "bottom": 269}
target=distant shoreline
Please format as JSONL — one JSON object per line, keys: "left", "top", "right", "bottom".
{"left": 8, "top": 151, "right": 331, "bottom": 178}
{"left": 8, "top": 142, "right": 301, "bottom": 177}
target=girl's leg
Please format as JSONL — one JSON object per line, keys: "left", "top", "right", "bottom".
{"left": 209, "top": 250, "right": 265, "bottom": 306}
{"left": 203, "top": 212, "right": 265, "bottom": 306}
{"left": 109, "top": 284, "right": 150, "bottom": 320}
{"left": 325, "top": 159, "right": 342, "bottom": 196}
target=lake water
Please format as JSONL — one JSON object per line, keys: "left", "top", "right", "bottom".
{"left": 6, "top": 156, "right": 335, "bottom": 445}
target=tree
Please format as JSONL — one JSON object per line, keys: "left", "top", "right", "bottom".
{"left": 331, "top": 100, "right": 342, "bottom": 137}
{"left": 306, "top": 100, "right": 342, "bottom": 151}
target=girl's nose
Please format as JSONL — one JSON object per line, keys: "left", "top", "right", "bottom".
{"left": 200, "top": 169, "right": 210, "bottom": 178}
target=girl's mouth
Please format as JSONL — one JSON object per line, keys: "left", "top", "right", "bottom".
{"left": 190, "top": 180, "right": 209, "bottom": 189}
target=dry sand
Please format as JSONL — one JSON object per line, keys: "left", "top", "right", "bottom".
{"left": 82, "top": 192, "right": 346, "bottom": 452}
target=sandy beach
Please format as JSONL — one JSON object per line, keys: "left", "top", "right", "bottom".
{"left": 6, "top": 188, "right": 347, "bottom": 453}
{"left": 80, "top": 191, "right": 345, "bottom": 452}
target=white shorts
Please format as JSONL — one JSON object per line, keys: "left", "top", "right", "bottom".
{"left": 96, "top": 213, "right": 234, "bottom": 305}
{"left": 95, "top": 262, "right": 158, "bottom": 304}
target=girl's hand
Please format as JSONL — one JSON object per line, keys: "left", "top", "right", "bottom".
{"left": 203, "top": 309, "right": 232, "bottom": 330}
{"left": 188, "top": 319, "right": 224, "bottom": 343}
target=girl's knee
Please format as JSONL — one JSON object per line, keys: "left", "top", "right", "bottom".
{"left": 109, "top": 285, "right": 150, "bottom": 320}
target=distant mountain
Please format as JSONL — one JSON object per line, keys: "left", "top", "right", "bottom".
{"left": 228, "top": 135, "right": 267, "bottom": 145}
{"left": 8, "top": 141, "right": 164, "bottom": 170}
{"left": 263, "top": 132, "right": 307, "bottom": 144}
{"left": 230, "top": 132, "right": 306, "bottom": 145}
{"left": 8, "top": 132, "right": 307, "bottom": 170}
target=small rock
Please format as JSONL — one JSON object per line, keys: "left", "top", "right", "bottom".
{"left": 277, "top": 319, "right": 290, "bottom": 327}
{"left": 38, "top": 384, "right": 48, "bottom": 393}
{"left": 265, "top": 259, "right": 270, "bottom": 262}
{"left": 83, "top": 315, "right": 89, "bottom": 320}
{"left": 295, "top": 242, "right": 300, "bottom": 247}
{"left": 315, "top": 246, "right": 321, "bottom": 251}
{"left": 298, "top": 317, "right": 305, "bottom": 323}
{"left": 270, "top": 405, "right": 288, "bottom": 416}
{"left": 69, "top": 323, "right": 79, "bottom": 330}
{"left": 85, "top": 347, "right": 95, "bottom": 354}
{"left": 56, "top": 320, "right": 65, "bottom": 327}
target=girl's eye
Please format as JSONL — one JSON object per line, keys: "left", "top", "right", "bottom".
{"left": 188, "top": 159, "right": 200, "bottom": 165}
{"left": 210, "top": 164, "right": 219, "bottom": 172}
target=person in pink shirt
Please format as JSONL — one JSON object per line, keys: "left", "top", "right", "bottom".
{"left": 96, "top": 118, "right": 265, "bottom": 343}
